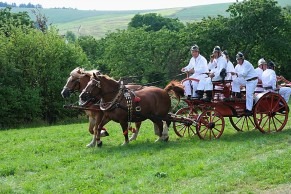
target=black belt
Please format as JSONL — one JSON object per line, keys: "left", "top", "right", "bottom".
{"left": 263, "top": 86, "right": 273, "bottom": 90}
{"left": 246, "top": 77, "right": 258, "bottom": 82}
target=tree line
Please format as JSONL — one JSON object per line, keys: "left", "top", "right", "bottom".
{"left": 0, "top": 2, "right": 42, "bottom": 8}
{"left": 0, "top": 0, "right": 290, "bottom": 129}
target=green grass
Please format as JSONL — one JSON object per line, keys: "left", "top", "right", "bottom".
{"left": 0, "top": 115, "right": 290, "bottom": 193}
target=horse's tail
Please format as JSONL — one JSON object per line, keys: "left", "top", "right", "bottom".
{"left": 164, "top": 80, "right": 185, "bottom": 107}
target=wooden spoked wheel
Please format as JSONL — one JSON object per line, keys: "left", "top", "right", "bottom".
{"left": 253, "top": 92, "right": 289, "bottom": 133}
{"left": 229, "top": 116, "right": 256, "bottom": 131}
{"left": 173, "top": 107, "right": 201, "bottom": 137}
{"left": 196, "top": 109, "right": 225, "bottom": 140}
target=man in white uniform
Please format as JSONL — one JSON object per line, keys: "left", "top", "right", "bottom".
{"left": 262, "top": 61, "right": 291, "bottom": 103}
{"left": 181, "top": 45, "right": 208, "bottom": 99}
{"left": 197, "top": 46, "right": 227, "bottom": 101}
{"left": 222, "top": 50, "right": 235, "bottom": 80}
{"left": 254, "top": 58, "right": 267, "bottom": 92}
{"left": 231, "top": 52, "right": 258, "bottom": 115}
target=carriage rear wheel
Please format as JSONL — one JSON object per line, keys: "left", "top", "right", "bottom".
{"left": 173, "top": 107, "right": 200, "bottom": 137}
{"left": 196, "top": 109, "right": 225, "bottom": 140}
{"left": 253, "top": 92, "right": 289, "bottom": 133}
{"left": 229, "top": 116, "right": 256, "bottom": 131}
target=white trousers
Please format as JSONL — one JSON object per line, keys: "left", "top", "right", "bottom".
{"left": 279, "top": 87, "right": 291, "bottom": 102}
{"left": 232, "top": 77, "right": 258, "bottom": 111}
{"left": 197, "top": 76, "right": 223, "bottom": 91}
{"left": 264, "top": 87, "right": 291, "bottom": 103}
{"left": 183, "top": 80, "right": 199, "bottom": 97}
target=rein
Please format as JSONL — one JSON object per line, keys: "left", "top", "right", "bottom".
{"left": 122, "top": 72, "right": 187, "bottom": 87}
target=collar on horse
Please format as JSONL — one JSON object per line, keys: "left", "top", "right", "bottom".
{"left": 100, "top": 81, "right": 125, "bottom": 111}
{"left": 96, "top": 79, "right": 142, "bottom": 123}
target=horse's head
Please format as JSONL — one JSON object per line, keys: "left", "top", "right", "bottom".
{"left": 79, "top": 72, "right": 102, "bottom": 104}
{"left": 61, "top": 67, "right": 100, "bottom": 98}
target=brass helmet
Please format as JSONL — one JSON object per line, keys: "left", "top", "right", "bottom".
{"left": 258, "top": 58, "right": 266, "bottom": 66}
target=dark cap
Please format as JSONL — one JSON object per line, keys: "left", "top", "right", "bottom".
{"left": 267, "top": 61, "right": 275, "bottom": 68}
{"left": 190, "top": 45, "right": 199, "bottom": 52}
{"left": 212, "top": 46, "right": 221, "bottom": 53}
{"left": 236, "top": 52, "right": 244, "bottom": 60}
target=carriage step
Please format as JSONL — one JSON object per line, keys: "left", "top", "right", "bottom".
{"left": 223, "top": 98, "right": 235, "bottom": 102}
{"left": 223, "top": 98, "right": 245, "bottom": 102}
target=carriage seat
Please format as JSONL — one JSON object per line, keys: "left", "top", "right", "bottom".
{"left": 212, "top": 80, "right": 232, "bottom": 100}
{"left": 254, "top": 83, "right": 264, "bottom": 94}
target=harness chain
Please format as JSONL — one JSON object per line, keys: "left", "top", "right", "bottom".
{"left": 124, "top": 91, "right": 133, "bottom": 133}
{"left": 100, "top": 83, "right": 124, "bottom": 111}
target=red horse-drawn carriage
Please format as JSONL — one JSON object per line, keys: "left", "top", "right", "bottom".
{"left": 169, "top": 77, "right": 289, "bottom": 140}
{"left": 64, "top": 69, "right": 289, "bottom": 147}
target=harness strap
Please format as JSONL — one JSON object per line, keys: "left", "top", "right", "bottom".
{"left": 100, "top": 84, "right": 125, "bottom": 110}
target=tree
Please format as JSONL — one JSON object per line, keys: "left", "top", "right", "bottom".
{"left": 65, "top": 31, "right": 77, "bottom": 43}
{"left": 31, "top": 8, "right": 48, "bottom": 33}
{"left": 0, "top": 7, "right": 34, "bottom": 36}
{"left": 97, "top": 27, "right": 186, "bottom": 86}
{"left": 0, "top": 26, "right": 91, "bottom": 128}
{"left": 128, "top": 13, "right": 184, "bottom": 32}
{"left": 226, "top": 0, "right": 291, "bottom": 77}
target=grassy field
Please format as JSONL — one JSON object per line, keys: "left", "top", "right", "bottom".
{"left": 7, "top": 0, "right": 290, "bottom": 39}
{"left": 1, "top": 114, "right": 290, "bottom": 193}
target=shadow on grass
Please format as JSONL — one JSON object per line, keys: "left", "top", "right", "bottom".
{"left": 217, "top": 127, "right": 291, "bottom": 142}
{"left": 87, "top": 126, "right": 291, "bottom": 154}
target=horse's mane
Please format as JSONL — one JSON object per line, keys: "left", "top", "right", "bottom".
{"left": 164, "top": 80, "right": 185, "bottom": 98}
{"left": 164, "top": 80, "right": 185, "bottom": 111}
{"left": 85, "top": 69, "right": 100, "bottom": 77}
{"left": 99, "top": 74, "right": 118, "bottom": 82}
{"left": 70, "top": 67, "right": 100, "bottom": 78}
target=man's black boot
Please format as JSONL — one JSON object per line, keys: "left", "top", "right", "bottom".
{"left": 202, "top": 91, "right": 212, "bottom": 102}
{"left": 236, "top": 92, "right": 242, "bottom": 98}
{"left": 195, "top": 90, "right": 204, "bottom": 100}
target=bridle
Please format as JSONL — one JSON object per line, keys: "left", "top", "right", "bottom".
{"left": 83, "top": 78, "right": 125, "bottom": 111}
{"left": 63, "top": 76, "right": 81, "bottom": 94}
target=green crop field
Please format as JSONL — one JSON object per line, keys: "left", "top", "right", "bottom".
{"left": 1, "top": 113, "right": 290, "bottom": 193}
{"left": 6, "top": 0, "right": 289, "bottom": 39}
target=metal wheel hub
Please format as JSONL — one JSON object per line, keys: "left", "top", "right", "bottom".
{"left": 207, "top": 122, "right": 215, "bottom": 129}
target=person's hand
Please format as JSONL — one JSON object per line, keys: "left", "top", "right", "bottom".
{"left": 209, "top": 73, "right": 215, "bottom": 78}
{"left": 277, "top": 76, "right": 283, "bottom": 81}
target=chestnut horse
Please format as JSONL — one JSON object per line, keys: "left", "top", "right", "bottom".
{"left": 79, "top": 73, "right": 184, "bottom": 147}
{"left": 61, "top": 67, "right": 143, "bottom": 146}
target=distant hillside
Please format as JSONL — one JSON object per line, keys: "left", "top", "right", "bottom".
{"left": 4, "top": 0, "right": 290, "bottom": 39}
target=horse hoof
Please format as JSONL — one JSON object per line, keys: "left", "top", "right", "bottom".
{"left": 86, "top": 143, "right": 95, "bottom": 148}
{"left": 97, "top": 141, "right": 103, "bottom": 148}
{"left": 129, "top": 135, "right": 137, "bottom": 141}
{"left": 121, "top": 141, "right": 129, "bottom": 146}
{"left": 163, "top": 136, "right": 169, "bottom": 142}
{"left": 100, "top": 130, "right": 109, "bottom": 137}
{"left": 129, "top": 138, "right": 136, "bottom": 141}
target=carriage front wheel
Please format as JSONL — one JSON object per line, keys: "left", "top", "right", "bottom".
{"left": 173, "top": 107, "right": 200, "bottom": 137}
{"left": 196, "top": 109, "right": 225, "bottom": 140}
{"left": 253, "top": 92, "right": 289, "bottom": 133}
